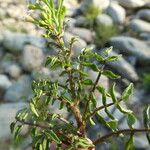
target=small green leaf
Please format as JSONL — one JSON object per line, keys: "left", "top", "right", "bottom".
{"left": 110, "top": 83, "right": 117, "bottom": 103}
{"left": 10, "top": 122, "right": 16, "bottom": 134}
{"left": 83, "top": 79, "right": 93, "bottom": 85}
{"left": 45, "top": 130, "right": 62, "bottom": 144}
{"left": 103, "top": 46, "right": 113, "bottom": 56}
{"left": 122, "top": 83, "right": 134, "bottom": 101}
{"left": 89, "top": 117, "right": 96, "bottom": 126}
{"left": 14, "top": 125, "right": 22, "bottom": 140}
{"left": 127, "top": 113, "right": 136, "bottom": 128}
{"left": 30, "top": 102, "right": 39, "bottom": 117}
{"left": 125, "top": 134, "right": 134, "bottom": 150}
{"left": 106, "top": 55, "right": 122, "bottom": 62}
{"left": 107, "top": 120, "right": 118, "bottom": 130}
{"left": 143, "top": 105, "right": 150, "bottom": 145}
{"left": 103, "top": 70, "right": 120, "bottom": 79}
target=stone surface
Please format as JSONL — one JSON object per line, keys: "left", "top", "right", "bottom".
{"left": 0, "top": 102, "right": 27, "bottom": 140}
{"left": 63, "top": 32, "right": 87, "bottom": 57}
{"left": 5, "top": 64, "right": 21, "bottom": 79}
{"left": 96, "top": 14, "right": 113, "bottom": 26}
{"left": 136, "top": 9, "right": 150, "bottom": 22}
{"left": 106, "top": 51, "right": 139, "bottom": 82}
{"left": 140, "top": 33, "right": 150, "bottom": 40}
{"left": 109, "top": 36, "right": 150, "bottom": 65}
{"left": 116, "top": 0, "right": 146, "bottom": 8}
{"left": 0, "top": 74, "right": 12, "bottom": 90}
{"left": 2, "top": 31, "right": 45, "bottom": 53}
{"left": 68, "top": 27, "right": 93, "bottom": 43}
{"left": 130, "top": 19, "right": 150, "bottom": 33}
{"left": 4, "top": 75, "right": 32, "bottom": 102}
{"left": 107, "top": 2, "right": 126, "bottom": 24}
{"left": 80, "top": 0, "right": 110, "bottom": 12}
{"left": 22, "top": 45, "right": 44, "bottom": 71}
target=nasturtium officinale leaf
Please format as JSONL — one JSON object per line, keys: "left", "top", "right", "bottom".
{"left": 122, "top": 83, "right": 134, "bottom": 101}
{"left": 103, "top": 46, "right": 113, "bottom": 56}
{"left": 14, "top": 125, "right": 22, "bottom": 140}
{"left": 10, "top": 122, "right": 16, "bottom": 134}
{"left": 103, "top": 70, "right": 120, "bottom": 79}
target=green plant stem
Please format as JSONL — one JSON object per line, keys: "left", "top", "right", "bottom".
{"left": 93, "top": 128, "right": 150, "bottom": 145}
{"left": 84, "top": 65, "right": 105, "bottom": 118}
{"left": 87, "top": 99, "right": 123, "bottom": 119}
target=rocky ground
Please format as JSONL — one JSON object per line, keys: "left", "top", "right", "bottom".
{"left": 0, "top": 0, "right": 150, "bottom": 149}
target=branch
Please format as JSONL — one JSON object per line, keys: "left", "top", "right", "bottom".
{"left": 84, "top": 65, "right": 105, "bottom": 117}
{"left": 93, "top": 128, "right": 150, "bottom": 145}
{"left": 87, "top": 99, "right": 123, "bottom": 119}
{"left": 16, "top": 119, "right": 48, "bottom": 129}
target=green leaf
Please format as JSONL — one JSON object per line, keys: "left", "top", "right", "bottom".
{"left": 10, "top": 122, "right": 16, "bottom": 134}
{"left": 45, "top": 130, "right": 62, "bottom": 144}
{"left": 103, "top": 70, "right": 120, "bottom": 79}
{"left": 103, "top": 46, "right": 113, "bottom": 56}
{"left": 94, "top": 53, "right": 105, "bottom": 62}
{"left": 30, "top": 102, "right": 39, "bottom": 117}
{"left": 107, "top": 120, "right": 118, "bottom": 130}
{"left": 109, "top": 83, "right": 117, "bottom": 103}
{"left": 122, "top": 83, "right": 134, "bottom": 101}
{"left": 80, "top": 62, "right": 99, "bottom": 72}
{"left": 83, "top": 79, "right": 93, "bottom": 85}
{"left": 106, "top": 55, "right": 122, "bottom": 62}
{"left": 126, "top": 113, "right": 136, "bottom": 128}
{"left": 143, "top": 105, "right": 150, "bottom": 145}
{"left": 89, "top": 117, "right": 96, "bottom": 126}
{"left": 14, "top": 125, "right": 22, "bottom": 140}
{"left": 125, "top": 134, "right": 134, "bottom": 150}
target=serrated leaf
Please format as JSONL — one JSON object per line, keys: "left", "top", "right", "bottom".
{"left": 103, "top": 70, "right": 120, "bottom": 79}
{"left": 94, "top": 53, "right": 104, "bottom": 62}
{"left": 122, "top": 83, "right": 134, "bottom": 101}
{"left": 45, "top": 130, "right": 61, "bottom": 144}
{"left": 127, "top": 113, "right": 136, "bottom": 128}
{"left": 83, "top": 79, "right": 93, "bottom": 85}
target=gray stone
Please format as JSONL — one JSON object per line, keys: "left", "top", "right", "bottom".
{"left": 6, "top": 64, "right": 21, "bottom": 79}
{"left": 0, "top": 74, "right": 12, "bottom": 90}
{"left": 116, "top": 0, "right": 146, "bottom": 8}
{"left": 96, "top": 14, "right": 113, "bottom": 26}
{"left": 80, "top": 0, "right": 110, "bottom": 12}
{"left": 107, "top": 2, "right": 126, "bottom": 24}
{"left": 136, "top": 9, "right": 150, "bottom": 22}
{"left": 68, "top": 27, "right": 93, "bottom": 43}
{"left": 106, "top": 51, "right": 139, "bottom": 82}
{"left": 130, "top": 19, "right": 150, "bottom": 33}
{"left": 109, "top": 36, "right": 150, "bottom": 65}
{"left": 140, "top": 32, "right": 150, "bottom": 40}
{"left": 22, "top": 45, "right": 44, "bottom": 71}
{"left": 2, "top": 31, "right": 45, "bottom": 53}
{"left": 4, "top": 75, "right": 32, "bottom": 102}
{"left": 0, "top": 102, "right": 27, "bottom": 140}
{"left": 75, "top": 16, "right": 88, "bottom": 27}
{"left": 63, "top": 32, "right": 87, "bottom": 57}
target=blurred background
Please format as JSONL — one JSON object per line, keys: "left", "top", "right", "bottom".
{"left": 0, "top": 0, "right": 150, "bottom": 149}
